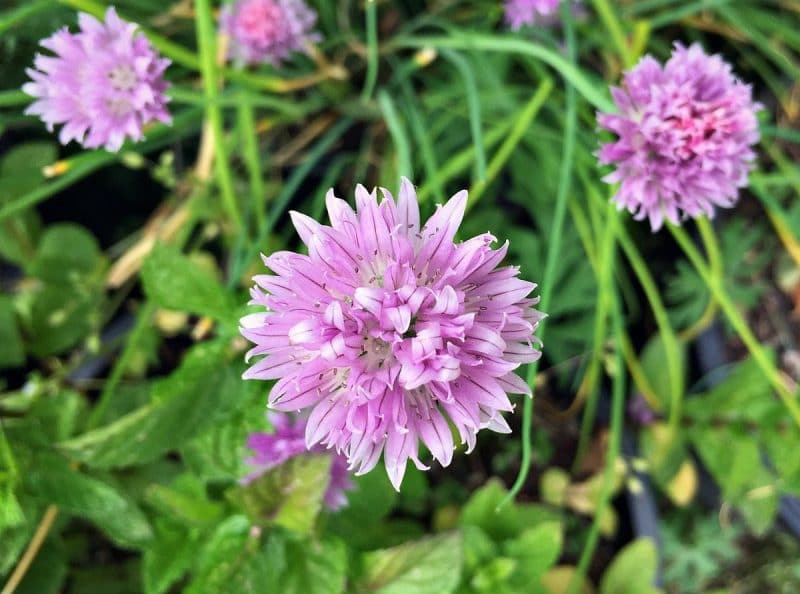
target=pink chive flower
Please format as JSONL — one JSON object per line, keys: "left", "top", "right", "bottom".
{"left": 220, "top": 0, "right": 320, "bottom": 67}
{"left": 22, "top": 7, "right": 171, "bottom": 153}
{"left": 504, "top": 0, "right": 560, "bottom": 29}
{"left": 597, "top": 42, "right": 762, "bottom": 231}
{"left": 240, "top": 179, "right": 543, "bottom": 490}
{"left": 243, "top": 413, "right": 354, "bottom": 510}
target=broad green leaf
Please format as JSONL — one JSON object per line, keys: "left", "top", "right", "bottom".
{"left": 470, "top": 557, "right": 516, "bottom": 591}
{"left": 145, "top": 474, "right": 224, "bottom": 527}
{"left": 460, "top": 479, "right": 557, "bottom": 542}
{"left": 357, "top": 531, "right": 462, "bottom": 594}
{"left": 60, "top": 342, "right": 241, "bottom": 468}
{"left": 599, "top": 539, "right": 661, "bottom": 594}
{"left": 184, "top": 515, "right": 284, "bottom": 594}
{"left": 24, "top": 281, "right": 103, "bottom": 357}
{"left": 181, "top": 379, "right": 265, "bottom": 482}
{"left": 505, "top": 521, "right": 563, "bottom": 587}
{"left": 326, "top": 467, "right": 400, "bottom": 549}
{"left": 278, "top": 535, "right": 347, "bottom": 594}
{"left": 30, "top": 223, "right": 102, "bottom": 283}
{"left": 638, "top": 334, "right": 686, "bottom": 413}
{"left": 461, "top": 524, "right": 497, "bottom": 572}
{"left": 26, "top": 454, "right": 152, "bottom": 548}
{"left": 143, "top": 520, "right": 202, "bottom": 594}
{"left": 227, "top": 455, "right": 332, "bottom": 534}
{"left": 0, "top": 295, "right": 24, "bottom": 368}
{"left": 0, "top": 144, "right": 50, "bottom": 266}
{"left": 141, "top": 244, "right": 235, "bottom": 320}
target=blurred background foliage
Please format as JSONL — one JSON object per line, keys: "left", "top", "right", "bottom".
{"left": 1, "top": 1, "right": 800, "bottom": 593}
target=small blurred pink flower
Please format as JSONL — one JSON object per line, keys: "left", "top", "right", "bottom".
{"left": 504, "top": 0, "right": 561, "bottom": 29}
{"left": 243, "top": 412, "right": 354, "bottom": 511}
{"left": 23, "top": 7, "right": 171, "bottom": 152}
{"left": 220, "top": 0, "right": 320, "bottom": 66}
{"left": 597, "top": 43, "right": 762, "bottom": 231}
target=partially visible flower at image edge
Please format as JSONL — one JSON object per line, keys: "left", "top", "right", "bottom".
{"left": 243, "top": 412, "right": 354, "bottom": 511}
{"left": 220, "top": 0, "right": 320, "bottom": 67}
{"left": 240, "top": 178, "right": 544, "bottom": 490}
{"left": 504, "top": 0, "right": 561, "bottom": 30}
{"left": 23, "top": 6, "right": 171, "bottom": 152}
{"left": 597, "top": 42, "right": 762, "bottom": 231}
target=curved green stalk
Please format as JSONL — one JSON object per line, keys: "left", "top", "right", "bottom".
{"left": 468, "top": 79, "right": 554, "bottom": 210}
{"left": 500, "top": 1, "right": 577, "bottom": 508}
{"left": 439, "top": 49, "right": 487, "bottom": 181}
{"left": 567, "top": 288, "right": 626, "bottom": 594}
{"left": 616, "top": 223, "right": 683, "bottom": 432}
{"left": 237, "top": 100, "right": 267, "bottom": 238}
{"left": 361, "top": 0, "right": 379, "bottom": 101}
{"left": 572, "top": 196, "right": 619, "bottom": 472}
{"left": 195, "top": 0, "right": 242, "bottom": 232}
{"left": 669, "top": 222, "right": 800, "bottom": 428}
{"left": 393, "top": 34, "right": 614, "bottom": 113}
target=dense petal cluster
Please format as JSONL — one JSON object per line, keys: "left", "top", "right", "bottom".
{"left": 241, "top": 179, "right": 543, "bottom": 490}
{"left": 220, "top": 0, "right": 319, "bottom": 66}
{"left": 243, "top": 413, "right": 354, "bottom": 510}
{"left": 23, "top": 7, "right": 171, "bottom": 152}
{"left": 597, "top": 43, "right": 761, "bottom": 231}
{"left": 504, "top": 0, "right": 560, "bottom": 29}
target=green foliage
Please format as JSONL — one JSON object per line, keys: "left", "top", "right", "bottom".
{"left": 227, "top": 455, "right": 332, "bottom": 534}
{"left": 599, "top": 539, "right": 661, "bottom": 594}
{"left": 141, "top": 244, "right": 237, "bottom": 322}
{"left": 2, "top": 1, "right": 799, "bottom": 592}
{"left": 684, "top": 357, "right": 798, "bottom": 535}
{"left": 61, "top": 341, "right": 242, "bottom": 468}
{"left": 356, "top": 531, "right": 462, "bottom": 594}
{"left": 666, "top": 218, "right": 771, "bottom": 330}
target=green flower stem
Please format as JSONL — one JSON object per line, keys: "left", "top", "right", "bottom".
{"left": 500, "top": 1, "right": 576, "bottom": 508}
{"left": 669, "top": 222, "right": 800, "bottom": 429}
{"left": 616, "top": 223, "right": 683, "bottom": 433}
{"left": 590, "top": 0, "right": 634, "bottom": 67}
{"left": 468, "top": 78, "right": 554, "bottom": 210}
{"left": 572, "top": 197, "right": 619, "bottom": 472}
{"left": 195, "top": 0, "right": 243, "bottom": 232}
{"left": 237, "top": 99, "right": 267, "bottom": 237}
{"left": 392, "top": 34, "right": 614, "bottom": 113}
{"left": 439, "top": 49, "right": 487, "bottom": 181}
{"left": 378, "top": 90, "right": 413, "bottom": 179}
{"left": 87, "top": 301, "right": 156, "bottom": 429}
{"left": 567, "top": 288, "right": 626, "bottom": 594}
{"left": 0, "top": 0, "right": 51, "bottom": 35}
{"left": 674, "top": 215, "right": 723, "bottom": 341}
{"left": 0, "top": 90, "right": 30, "bottom": 107}
{"left": 361, "top": 0, "right": 379, "bottom": 101}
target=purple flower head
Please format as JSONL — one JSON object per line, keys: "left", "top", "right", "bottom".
{"left": 504, "top": 0, "right": 560, "bottom": 30}
{"left": 23, "top": 7, "right": 171, "bottom": 152}
{"left": 597, "top": 43, "right": 762, "bottom": 231}
{"left": 243, "top": 412, "right": 354, "bottom": 510}
{"left": 241, "top": 179, "right": 544, "bottom": 490}
{"left": 220, "top": 0, "right": 320, "bottom": 67}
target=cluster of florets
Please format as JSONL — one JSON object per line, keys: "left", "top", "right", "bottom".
{"left": 240, "top": 180, "right": 543, "bottom": 489}
{"left": 23, "top": 7, "right": 171, "bottom": 152}
{"left": 597, "top": 43, "right": 761, "bottom": 230}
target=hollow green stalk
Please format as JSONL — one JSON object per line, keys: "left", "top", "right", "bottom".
{"left": 500, "top": 1, "right": 576, "bottom": 508}
{"left": 468, "top": 79, "right": 553, "bottom": 210}
{"left": 669, "top": 222, "right": 800, "bottom": 428}
{"left": 195, "top": 0, "right": 243, "bottom": 231}
{"left": 567, "top": 288, "right": 626, "bottom": 594}
{"left": 237, "top": 100, "right": 267, "bottom": 237}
